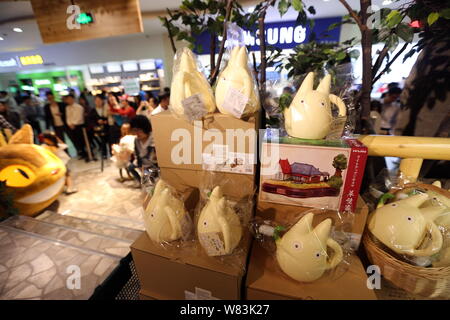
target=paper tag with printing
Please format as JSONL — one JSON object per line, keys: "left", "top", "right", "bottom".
{"left": 222, "top": 87, "right": 248, "bottom": 119}
{"left": 198, "top": 232, "right": 226, "bottom": 256}
{"left": 182, "top": 94, "right": 207, "bottom": 121}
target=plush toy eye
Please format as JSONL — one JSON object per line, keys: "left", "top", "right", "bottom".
{"left": 321, "top": 102, "right": 325, "bottom": 106}
{"left": 391, "top": 203, "right": 398, "bottom": 207}
{"left": 203, "top": 221, "right": 207, "bottom": 227}
{"left": 0, "top": 165, "right": 36, "bottom": 188}
{"left": 293, "top": 242, "right": 302, "bottom": 250}
{"left": 150, "top": 213, "right": 155, "bottom": 218}
{"left": 315, "top": 252, "right": 321, "bottom": 258}
{"left": 406, "top": 216, "right": 414, "bottom": 223}
{"left": 300, "top": 100, "right": 304, "bottom": 104}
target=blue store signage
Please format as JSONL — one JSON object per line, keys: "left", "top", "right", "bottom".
{"left": 194, "top": 16, "right": 342, "bottom": 54}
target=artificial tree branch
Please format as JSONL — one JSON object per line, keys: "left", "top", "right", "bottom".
{"left": 252, "top": 52, "right": 260, "bottom": 88}
{"left": 338, "top": 0, "right": 365, "bottom": 31}
{"left": 163, "top": 17, "right": 177, "bottom": 54}
{"left": 210, "top": 33, "right": 216, "bottom": 72}
{"left": 372, "top": 44, "right": 390, "bottom": 78}
{"left": 257, "top": 0, "right": 276, "bottom": 100}
{"left": 209, "top": 0, "right": 233, "bottom": 85}
{"left": 372, "top": 42, "right": 409, "bottom": 85}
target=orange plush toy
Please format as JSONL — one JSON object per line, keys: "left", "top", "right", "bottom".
{"left": 0, "top": 124, "right": 66, "bottom": 217}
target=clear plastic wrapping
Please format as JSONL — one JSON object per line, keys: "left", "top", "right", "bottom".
{"left": 282, "top": 72, "right": 349, "bottom": 140}
{"left": 250, "top": 208, "right": 354, "bottom": 283}
{"left": 214, "top": 23, "right": 260, "bottom": 120}
{"left": 170, "top": 47, "right": 216, "bottom": 122}
{"left": 193, "top": 170, "right": 255, "bottom": 273}
{"left": 142, "top": 179, "right": 194, "bottom": 247}
{"left": 366, "top": 179, "right": 450, "bottom": 267}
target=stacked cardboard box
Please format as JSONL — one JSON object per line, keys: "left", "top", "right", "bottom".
{"left": 131, "top": 111, "right": 260, "bottom": 300}
{"left": 151, "top": 111, "right": 258, "bottom": 199}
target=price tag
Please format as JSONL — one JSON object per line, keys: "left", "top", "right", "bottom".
{"left": 182, "top": 94, "right": 207, "bottom": 121}
{"left": 198, "top": 232, "right": 226, "bottom": 256}
{"left": 221, "top": 87, "right": 248, "bottom": 119}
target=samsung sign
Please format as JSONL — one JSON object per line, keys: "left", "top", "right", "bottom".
{"left": 195, "top": 17, "right": 342, "bottom": 54}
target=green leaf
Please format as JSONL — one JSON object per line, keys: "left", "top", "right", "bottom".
{"left": 386, "top": 10, "right": 402, "bottom": 28}
{"left": 307, "top": 6, "right": 316, "bottom": 15}
{"left": 273, "top": 225, "right": 286, "bottom": 241}
{"left": 396, "top": 23, "right": 414, "bottom": 43}
{"left": 292, "top": 0, "right": 303, "bottom": 12}
{"left": 440, "top": 8, "right": 450, "bottom": 19}
{"left": 427, "top": 12, "right": 440, "bottom": 25}
{"left": 377, "top": 193, "right": 395, "bottom": 208}
{"left": 278, "top": 0, "right": 289, "bottom": 17}
{"left": 335, "top": 51, "right": 347, "bottom": 61}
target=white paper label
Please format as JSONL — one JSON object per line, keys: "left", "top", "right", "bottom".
{"left": 184, "top": 287, "right": 220, "bottom": 300}
{"left": 202, "top": 144, "right": 254, "bottom": 174}
{"left": 221, "top": 87, "right": 248, "bottom": 118}
{"left": 198, "top": 232, "right": 226, "bottom": 256}
{"left": 182, "top": 94, "right": 207, "bottom": 121}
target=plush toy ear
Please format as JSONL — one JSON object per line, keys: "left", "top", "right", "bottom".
{"left": 180, "top": 48, "right": 197, "bottom": 73}
{"left": 313, "top": 218, "right": 332, "bottom": 244}
{"left": 432, "top": 181, "right": 442, "bottom": 188}
{"left": 316, "top": 74, "right": 331, "bottom": 95}
{"left": 289, "top": 212, "right": 314, "bottom": 236}
{"left": 9, "top": 124, "right": 33, "bottom": 144}
{"left": 298, "top": 72, "right": 314, "bottom": 95}
{"left": 210, "top": 186, "right": 223, "bottom": 201}
{"left": 399, "top": 193, "right": 429, "bottom": 208}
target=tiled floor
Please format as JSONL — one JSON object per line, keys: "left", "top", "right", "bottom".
{"left": 48, "top": 159, "right": 146, "bottom": 223}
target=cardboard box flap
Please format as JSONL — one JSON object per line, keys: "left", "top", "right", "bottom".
{"left": 131, "top": 231, "right": 252, "bottom": 277}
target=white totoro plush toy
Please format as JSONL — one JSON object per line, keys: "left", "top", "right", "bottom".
{"left": 144, "top": 179, "right": 190, "bottom": 243}
{"left": 284, "top": 72, "right": 346, "bottom": 139}
{"left": 197, "top": 186, "right": 242, "bottom": 256}
{"left": 276, "top": 213, "right": 343, "bottom": 282}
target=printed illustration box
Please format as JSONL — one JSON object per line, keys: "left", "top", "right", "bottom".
{"left": 245, "top": 242, "right": 377, "bottom": 300}
{"left": 259, "top": 136, "right": 368, "bottom": 212}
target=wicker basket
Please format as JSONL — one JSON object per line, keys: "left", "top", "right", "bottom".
{"left": 363, "top": 183, "right": 450, "bottom": 299}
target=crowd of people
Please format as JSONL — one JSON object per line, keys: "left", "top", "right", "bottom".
{"left": 0, "top": 88, "right": 171, "bottom": 189}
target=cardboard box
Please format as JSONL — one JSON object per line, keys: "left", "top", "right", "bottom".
{"left": 260, "top": 137, "right": 368, "bottom": 212}
{"left": 160, "top": 167, "right": 255, "bottom": 200}
{"left": 151, "top": 111, "right": 258, "bottom": 173}
{"left": 256, "top": 196, "right": 369, "bottom": 249}
{"left": 245, "top": 242, "right": 377, "bottom": 300}
{"left": 131, "top": 231, "right": 253, "bottom": 300}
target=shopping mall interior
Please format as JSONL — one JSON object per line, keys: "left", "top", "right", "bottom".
{"left": 0, "top": 0, "right": 449, "bottom": 303}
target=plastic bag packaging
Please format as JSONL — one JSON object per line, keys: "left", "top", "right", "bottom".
{"left": 282, "top": 71, "right": 348, "bottom": 140}
{"left": 170, "top": 47, "right": 216, "bottom": 122}
{"left": 214, "top": 23, "right": 260, "bottom": 120}
{"left": 250, "top": 208, "right": 354, "bottom": 283}
{"left": 366, "top": 179, "right": 450, "bottom": 267}
{"left": 142, "top": 179, "right": 194, "bottom": 248}
{"left": 110, "top": 135, "right": 135, "bottom": 169}
{"left": 194, "top": 170, "right": 255, "bottom": 274}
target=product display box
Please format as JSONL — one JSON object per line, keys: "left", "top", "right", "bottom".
{"left": 131, "top": 231, "right": 253, "bottom": 300}
{"left": 245, "top": 243, "right": 377, "bottom": 300}
{"left": 151, "top": 111, "right": 259, "bottom": 197}
{"left": 257, "top": 196, "right": 369, "bottom": 249}
{"left": 260, "top": 136, "right": 368, "bottom": 212}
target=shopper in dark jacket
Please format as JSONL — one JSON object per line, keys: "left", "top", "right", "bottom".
{"left": 44, "top": 91, "right": 67, "bottom": 141}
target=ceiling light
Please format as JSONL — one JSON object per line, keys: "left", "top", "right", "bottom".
{"left": 0, "top": 37, "right": 4, "bottom": 41}
{"left": 247, "top": 6, "right": 255, "bottom": 13}
{"left": 13, "top": 27, "right": 23, "bottom": 32}
{"left": 382, "top": 0, "right": 393, "bottom": 5}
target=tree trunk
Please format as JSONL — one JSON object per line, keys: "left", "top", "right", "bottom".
{"left": 359, "top": 0, "right": 372, "bottom": 122}
{"left": 334, "top": 169, "right": 342, "bottom": 177}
